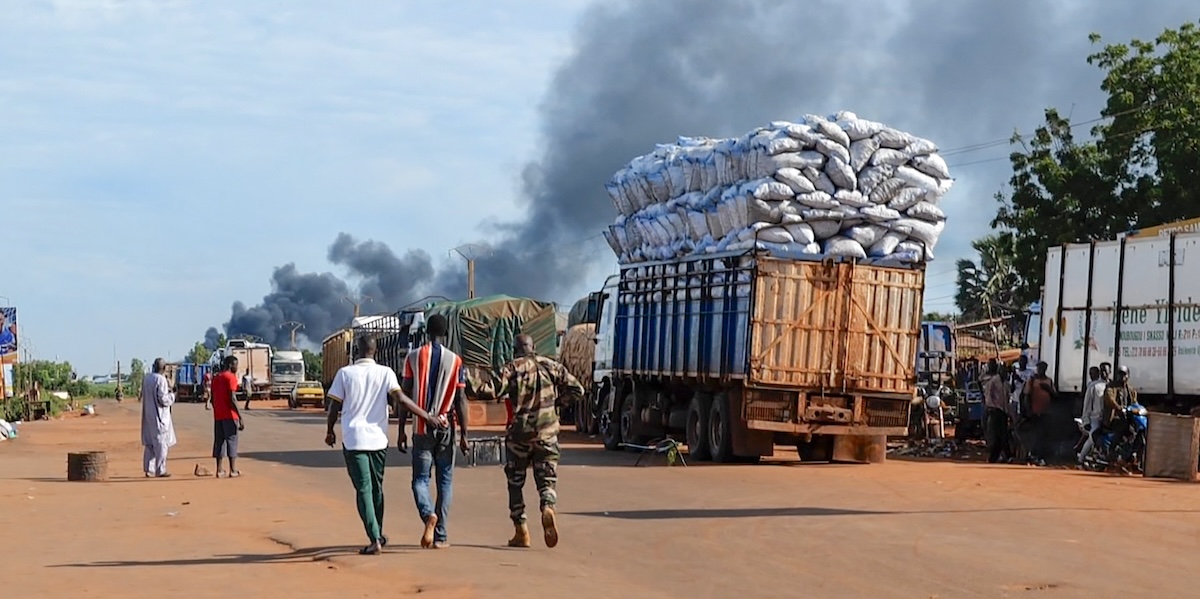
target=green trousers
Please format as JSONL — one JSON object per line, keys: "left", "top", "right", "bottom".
{"left": 343, "top": 449, "right": 387, "bottom": 542}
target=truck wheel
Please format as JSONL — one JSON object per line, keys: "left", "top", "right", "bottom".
{"left": 619, "top": 392, "right": 640, "bottom": 451}
{"left": 708, "top": 393, "right": 734, "bottom": 463}
{"left": 686, "top": 394, "right": 713, "bottom": 461}
{"left": 601, "top": 399, "right": 622, "bottom": 452}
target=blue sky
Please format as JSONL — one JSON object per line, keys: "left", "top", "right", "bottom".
{"left": 4, "top": 0, "right": 588, "bottom": 374}
{"left": 5, "top": 0, "right": 1196, "bottom": 376}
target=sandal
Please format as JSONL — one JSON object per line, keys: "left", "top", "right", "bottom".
{"left": 216, "top": 470, "right": 227, "bottom": 478}
{"left": 229, "top": 471, "right": 241, "bottom": 478}
{"left": 380, "top": 535, "right": 389, "bottom": 547}
{"left": 359, "top": 543, "right": 381, "bottom": 555}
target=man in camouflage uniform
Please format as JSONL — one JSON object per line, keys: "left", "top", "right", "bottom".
{"left": 494, "top": 334, "right": 585, "bottom": 549}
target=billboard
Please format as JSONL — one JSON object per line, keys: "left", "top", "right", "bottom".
{"left": 0, "top": 307, "right": 14, "bottom": 399}
{"left": 0, "top": 307, "right": 16, "bottom": 359}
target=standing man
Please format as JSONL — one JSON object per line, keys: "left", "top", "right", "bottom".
{"left": 140, "top": 358, "right": 177, "bottom": 478}
{"left": 203, "top": 369, "right": 214, "bottom": 411}
{"left": 1021, "top": 361, "right": 1057, "bottom": 466}
{"left": 1077, "top": 366, "right": 1107, "bottom": 465}
{"left": 325, "top": 335, "right": 437, "bottom": 556}
{"left": 242, "top": 369, "right": 254, "bottom": 411}
{"left": 493, "top": 334, "right": 585, "bottom": 549}
{"left": 211, "top": 356, "right": 245, "bottom": 478}
{"left": 983, "top": 360, "right": 1010, "bottom": 464}
{"left": 1100, "top": 362, "right": 1113, "bottom": 384}
{"left": 395, "top": 314, "right": 470, "bottom": 549}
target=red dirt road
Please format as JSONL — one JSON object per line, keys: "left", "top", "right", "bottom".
{"left": 3, "top": 399, "right": 1200, "bottom": 598}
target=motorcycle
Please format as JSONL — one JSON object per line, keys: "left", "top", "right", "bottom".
{"left": 1075, "top": 402, "right": 1149, "bottom": 474}
{"left": 910, "top": 383, "right": 950, "bottom": 440}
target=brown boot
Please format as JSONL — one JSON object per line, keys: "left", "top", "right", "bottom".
{"left": 541, "top": 507, "right": 559, "bottom": 548}
{"left": 507, "top": 522, "right": 531, "bottom": 548}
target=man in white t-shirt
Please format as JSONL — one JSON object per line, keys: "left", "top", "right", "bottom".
{"left": 325, "top": 334, "right": 437, "bottom": 555}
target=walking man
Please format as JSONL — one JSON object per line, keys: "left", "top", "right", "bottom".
{"left": 395, "top": 314, "right": 470, "bottom": 549}
{"left": 983, "top": 360, "right": 1010, "bottom": 463}
{"left": 140, "top": 358, "right": 177, "bottom": 478}
{"left": 1077, "top": 366, "right": 1107, "bottom": 465}
{"left": 325, "top": 335, "right": 437, "bottom": 555}
{"left": 493, "top": 334, "right": 585, "bottom": 548}
{"left": 242, "top": 369, "right": 254, "bottom": 411}
{"left": 211, "top": 355, "right": 245, "bottom": 478}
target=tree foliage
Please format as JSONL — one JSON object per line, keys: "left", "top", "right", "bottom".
{"left": 956, "top": 235, "right": 1021, "bottom": 322}
{"left": 129, "top": 358, "right": 146, "bottom": 396}
{"left": 992, "top": 21, "right": 1200, "bottom": 304}
{"left": 302, "top": 349, "right": 322, "bottom": 382}
{"left": 186, "top": 342, "right": 211, "bottom": 364}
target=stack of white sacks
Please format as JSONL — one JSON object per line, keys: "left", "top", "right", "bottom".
{"left": 603, "top": 112, "right": 951, "bottom": 265}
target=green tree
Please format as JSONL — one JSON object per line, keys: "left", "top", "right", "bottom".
{"left": 992, "top": 21, "right": 1200, "bottom": 304}
{"left": 186, "top": 342, "right": 211, "bottom": 364}
{"left": 955, "top": 234, "right": 1021, "bottom": 322}
{"left": 302, "top": 349, "right": 322, "bottom": 382}
{"left": 13, "top": 360, "right": 74, "bottom": 391}
{"left": 130, "top": 358, "right": 146, "bottom": 397}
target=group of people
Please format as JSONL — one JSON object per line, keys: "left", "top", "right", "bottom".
{"left": 139, "top": 312, "right": 586, "bottom": 553}
{"left": 980, "top": 355, "right": 1138, "bottom": 466}
{"left": 323, "top": 313, "right": 585, "bottom": 555}
{"left": 139, "top": 354, "right": 249, "bottom": 478}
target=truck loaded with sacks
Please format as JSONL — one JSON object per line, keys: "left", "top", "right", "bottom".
{"left": 582, "top": 112, "right": 951, "bottom": 463}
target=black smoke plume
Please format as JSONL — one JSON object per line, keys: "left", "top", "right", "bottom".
{"left": 220, "top": 0, "right": 1199, "bottom": 347}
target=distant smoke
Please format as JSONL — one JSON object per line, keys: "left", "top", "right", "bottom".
{"left": 218, "top": 0, "right": 1199, "bottom": 345}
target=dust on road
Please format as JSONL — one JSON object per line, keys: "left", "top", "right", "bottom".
{"left": 2, "top": 399, "right": 1199, "bottom": 599}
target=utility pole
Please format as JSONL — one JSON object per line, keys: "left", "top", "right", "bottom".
{"left": 451, "top": 244, "right": 492, "bottom": 300}
{"left": 342, "top": 295, "right": 372, "bottom": 319}
{"left": 280, "top": 321, "right": 304, "bottom": 349}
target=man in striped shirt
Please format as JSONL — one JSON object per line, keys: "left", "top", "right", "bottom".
{"left": 396, "top": 314, "right": 469, "bottom": 549}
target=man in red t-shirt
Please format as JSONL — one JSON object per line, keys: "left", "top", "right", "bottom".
{"left": 211, "top": 355, "right": 245, "bottom": 478}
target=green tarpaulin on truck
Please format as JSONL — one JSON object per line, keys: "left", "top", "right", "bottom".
{"left": 425, "top": 295, "right": 559, "bottom": 390}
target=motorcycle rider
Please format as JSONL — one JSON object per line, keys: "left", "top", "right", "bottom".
{"left": 1103, "top": 365, "right": 1138, "bottom": 428}
{"left": 1077, "top": 366, "right": 1107, "bottom": 465}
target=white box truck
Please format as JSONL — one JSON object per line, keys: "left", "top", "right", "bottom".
{"left": 1026, "top": 225, "right": 1200, "bottom": 409}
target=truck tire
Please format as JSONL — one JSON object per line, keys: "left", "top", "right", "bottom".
{"left": 686, "top": 394, "right": 713, "bottom": 461}
{"left": 619, "top": 392, "right": 642, "bottom": 451}
{"left": 601, "top": 397, "right": 623, "bottom": 452}
{"left": 708, "top": 393, "right": 735, "bottom": 463}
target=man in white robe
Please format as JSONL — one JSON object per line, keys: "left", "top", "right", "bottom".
{"left": 141, "top": 358, "right": 177, "bottom": 477}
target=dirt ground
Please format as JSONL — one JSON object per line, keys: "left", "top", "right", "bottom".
{"left": 3, "top": 399, "right": 1200, "bottom": 599}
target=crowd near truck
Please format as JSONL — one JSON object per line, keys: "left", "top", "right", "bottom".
{"left": 1025, "top": 221, "right": 1200, "bottom": 412}
{"left": 578, "top": 250, "right": 926, "bottom": 464}
{"left": 270, "top": 349, "right": 306, "bottom": 399}
{"left": 211, "top": 339, "right": 272, "bottom": 400}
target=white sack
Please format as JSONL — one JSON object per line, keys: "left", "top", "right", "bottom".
{"left": 824, "top": 236, "right": 867, "bottom": 259}
{"left": 795, "top": 191, "right": 839, "bottom": 210}
{"left": 815, "top": 138, "right": 851, "bottom": 164}
{"left": 895, "top": 166, "right": 941, "bottom": 192}
{"left": 835, "top": 189, "right": 871, "bottom": 208}
{"left": 869, "top": 231, "right": 906, "bottom": 257}
{"left": 775, "top": 167, "right": 817, "bottom": 194}
{"left": 858, "top": 165, "right": 894, "bottom": 196}
{"left": 785, "top": 223, "right": 816, "bottom": 245}
{"left": 886, "top": 187, "right": 927, "bottom": 211}
{"left": 849, "top": 138, "right": 881, "bottom": 171}
{"left": 843, "top": 224, "right": 888, "bottom": 247}
{"left": 907, "top": 201, "right": 946, "bottom": 222}
{"left": 875, "top": 127, "right": 915, "bottom": 149}
{"left": 912, "top": 154, "right": 950, "bottom": 179}
{"left": 869, "top": 178, "right": 907, "bottom": 205}
{"left": 826, "top": 156, "right": 857, "bottom": 190}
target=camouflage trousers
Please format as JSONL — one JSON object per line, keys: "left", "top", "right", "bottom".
{"left": 504, "top": 435, "right": 560, "bottom": 524}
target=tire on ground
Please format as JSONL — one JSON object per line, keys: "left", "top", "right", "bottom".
{"left": 708, "top": 392, "right": 734, "bottom": 463}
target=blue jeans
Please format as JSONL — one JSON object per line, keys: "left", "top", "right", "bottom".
{"left": 411, "top": 433, "right": 455, "bottom": 542}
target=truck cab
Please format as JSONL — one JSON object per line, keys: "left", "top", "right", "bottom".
{"left": 270, "top": 350, "right": 306, "bottom": 399}
{"left": 1022, "top": 301, "right": 1042, "bottom": 367}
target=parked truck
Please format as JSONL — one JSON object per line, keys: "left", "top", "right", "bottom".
{"left": 211, "top": 339, "right": 272, "bottom": 400}
{"left": 1025, "top": 225, "right": 1200, "bottom": 412}
{"left": 173, "top": 362, "right": 212, "bottom": 402}
{"left": 580, "top": 250, "right": 926, "bottom": 464}
{"left": 270, "top": 350, "right": 306, "bottom": 399}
